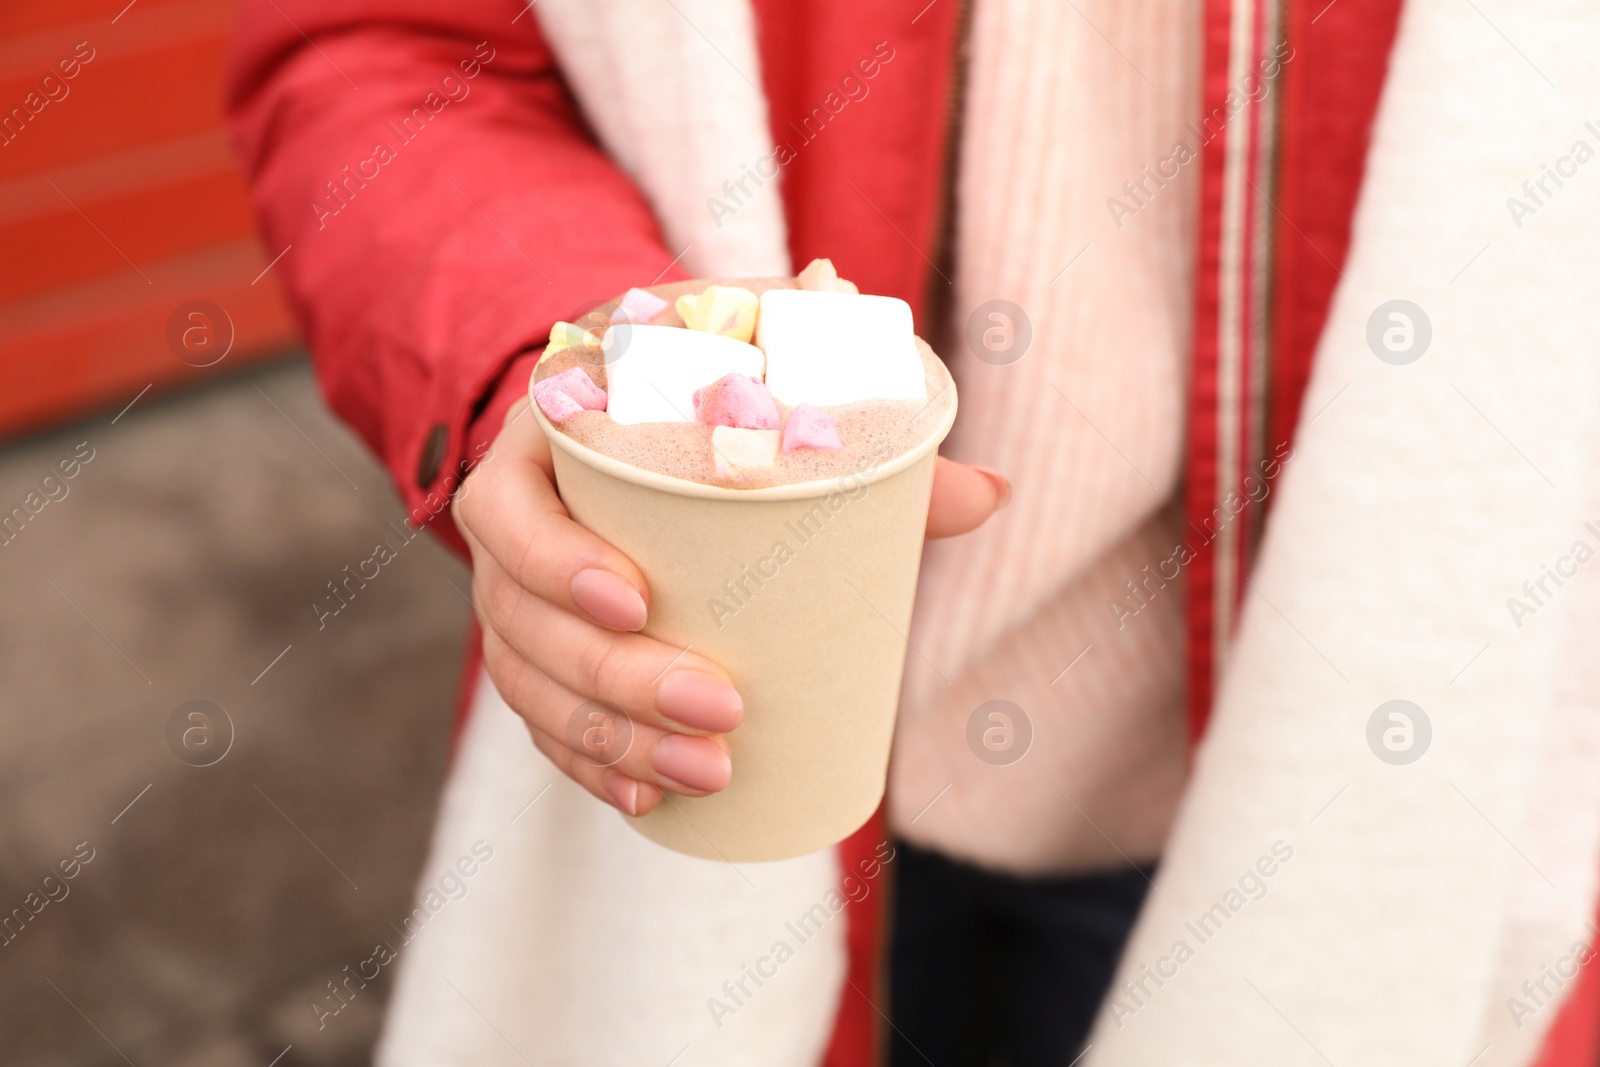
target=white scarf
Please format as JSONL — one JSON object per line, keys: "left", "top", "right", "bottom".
{"left": 1089, "top": 1, "right": 1600, "bottom": 1062}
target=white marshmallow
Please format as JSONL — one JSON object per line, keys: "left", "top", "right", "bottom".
{"left": 756, "top": 289, "right": 927, "bottom": 407}
{"left": 603, "top": 324, "right": 765, "bottom": 425}
{"left": 711, "top": 427, "right": 780, "bottom": 476}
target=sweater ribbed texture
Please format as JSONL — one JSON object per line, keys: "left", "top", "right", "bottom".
{"left": 891, "top": 0, "right": 1203, "bottom": 873}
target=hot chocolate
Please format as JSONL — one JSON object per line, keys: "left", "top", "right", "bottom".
{"left": 530, "top": 265, "right": 955, "bottom": 490}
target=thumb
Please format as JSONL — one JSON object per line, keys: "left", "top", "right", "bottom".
{"left": 926, "top": 457, "right": 1010, "bottom": 539}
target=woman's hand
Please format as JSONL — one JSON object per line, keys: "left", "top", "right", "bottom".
{"left": 454, "top": 398, "right": 1008, "bottom": 816}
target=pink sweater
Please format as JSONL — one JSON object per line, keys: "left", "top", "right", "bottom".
{"left": 892, "top": 0, "right": 1203, "bottom": 875}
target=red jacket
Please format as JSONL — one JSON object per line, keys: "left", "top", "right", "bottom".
{"left": 226, "top": 2, "right": 1599, "bottom": 1062}
{"left": 226, "top": 0, "right": 960, "bottom": 563}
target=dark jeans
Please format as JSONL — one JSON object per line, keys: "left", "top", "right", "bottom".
{"left": 889, "top": 841, "right": 1154, "bottom": 1067}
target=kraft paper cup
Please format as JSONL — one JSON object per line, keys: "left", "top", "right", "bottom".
{"left": 530, "top": 377, "right": 957, "bottom": 863}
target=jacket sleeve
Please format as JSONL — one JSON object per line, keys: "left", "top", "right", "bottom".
{"left": 226, "top": 0, "right": 684, "bottom": 557}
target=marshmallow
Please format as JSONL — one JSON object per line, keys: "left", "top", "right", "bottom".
{"left": 694, "top": 374, "right": 780, "bottom": 430}
{"left": 612, "top": 287, "right": 670, "bottom": 325}
{"left": 541, "top": 320, "right": 603, "bottom": 363}
{"left": 540, "top": 366, "right": 607, "bottom": 408}
{"left": 781, "top": 403, "right": 844, "bottom": 452}
{"left": 675, "top": 285, "right": 759, "bottom": 343}
{"left": 796, "top": 258, "right": 859, "bottom": 294}
{"left": 533, "top": 366, "right": 607, "bottom": 423}
{"left": 534, "top": 388, "right": 584, "bottom": 423}
{"left": 756, "top": 289, "right": 927, "bottom": 406}
{"left": 711, "top": 426, "right": 780, "bottom": 477}
{"left": 602, "top": 324, "right": 765, "bottom": 425}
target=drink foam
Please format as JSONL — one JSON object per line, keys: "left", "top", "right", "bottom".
{"left": 533, "top": 278, "right": 955, "bottom": 490}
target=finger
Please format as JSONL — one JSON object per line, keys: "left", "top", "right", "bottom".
{"left": 503, "top": 395, "right": 531, "bottom": 428}
{"left": 527, "top": 713, "right": 730, "bottom": 805}
{"left": 601, "top": 770, "right": 667, "bottom": 818}
{"left": 472, "top": 553, "right": 744, "bottom": 735}
{"left": 521, "top": 715, "right": 667, "bottom": 817}
{"left": 926, "top": 457, "right": 1010, "bottom": 539}
{"left": 483, "top": 626, "right": 733, "bottom": 798}
{"left": 456, "top": 410, "right": 651, "bottom": 632}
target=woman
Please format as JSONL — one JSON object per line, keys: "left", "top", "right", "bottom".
{"left": 229, "top": 0, "right": 1600, "bottom": 1063}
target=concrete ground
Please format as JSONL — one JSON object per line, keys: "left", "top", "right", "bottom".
{"left": 0, "top": 356, "right": 471, "bottom": 1066}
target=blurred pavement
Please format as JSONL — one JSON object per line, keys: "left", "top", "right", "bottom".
{"left": 0, "top": 357, "right": 470, "bottom": 1066}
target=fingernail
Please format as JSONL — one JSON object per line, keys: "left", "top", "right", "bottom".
{"left": 972, "top": 465, "right": 1012, "bottom": 511}
{"left": 652, "top": 734, "right": 732, "bottom": 794}
{"left": 602, "top": 769, "right": 639, "bottom": 815}
{"left": 657, "top": 671, "right": 744, "bottom": 733}
{"left": 571, "top": 568, "right": 647, "bottom": 630}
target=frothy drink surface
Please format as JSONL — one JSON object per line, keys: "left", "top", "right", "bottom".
{"left": 533, "top": 277, "right": 955, "bottom": 490}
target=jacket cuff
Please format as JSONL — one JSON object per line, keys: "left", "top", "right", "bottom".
{"left": 403, "top": 269, "right": 688, "bottom": 560}
{"left": 400, "top": 340, "right": 543, "bottom": 559}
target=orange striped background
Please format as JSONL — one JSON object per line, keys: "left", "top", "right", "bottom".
{"left": 0, "top": 0, "right": 295, "bottom": 439}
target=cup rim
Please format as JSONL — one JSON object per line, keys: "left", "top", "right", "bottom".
{"left": 532, "top": 377, "right": 958, "bottom": 502}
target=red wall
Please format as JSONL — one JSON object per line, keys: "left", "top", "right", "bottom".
{"left": 0, "top": 0, "right": 296, "bottom": 439}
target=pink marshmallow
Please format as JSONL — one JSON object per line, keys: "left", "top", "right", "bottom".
{"left": 547, "top": 366, "right": 607, "bottom": 409}
{"left": 781, "top": 403, "right": 844, "bottom": 452}
{"left": 533, "top": 386, "right": 584, "bottom": 423}
{"left": 612, "top": 287, "right": 670, "bottom": 325}
{"left": 534, "top": 367, "right": 607, "bottom": 423}
{"left": 693, "top": 373, "right": 780, "bottom": 430}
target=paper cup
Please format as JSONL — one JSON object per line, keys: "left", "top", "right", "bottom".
{"left": 531, "top": 384, "right": 957, "bottom": 862}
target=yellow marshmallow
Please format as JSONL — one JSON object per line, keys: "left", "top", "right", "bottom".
{"left": 675, "top": 286, "right": 759, "bottom": 344}
{"left": 796, "top": 258, "right": 860, "bottom": 294}
{"left": 539, "top": 321, "right": 602, "bottom": 364}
